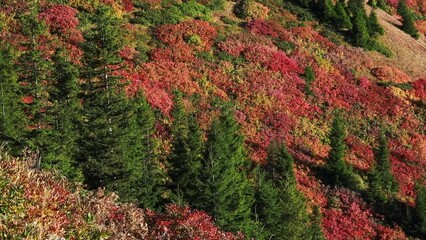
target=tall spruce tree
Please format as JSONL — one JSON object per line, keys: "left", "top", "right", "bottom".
{"left": 369, "top": 130, "right": 398, "bottom": 202}
{"left": 304, "top": 66, "right": 316, "bottom": 96}
{"left": 167, "top": 92, "right": 203, "bottom": 206}
{"left": 255, "top": 141, "right": 314, "bottom": 240}
{"left": 18, "top": 7, "right": 52, "bottom": 157}
{"left": 119, "top": 91, "right": 163, "bottom": 209}
{"left": 415, "top": 184, "right": 426, "bottom": 236}
{"left": 335, "top": 2, "right": 353, "bottom": 30}
{"left": 42, "top": 49, "right": 82, "bottom": 180}
{"left": 397, "top": 0, "right": 419, "bottom": 39}
{"left": 327, "top": 111, "right": 353, "bottom": 186}
{"left": 79, "top": 5, "right": 132, "bottom": 191}
{"left": 0, "top": 43, "right": 26, "bottom": 153}
{"left": 352, "top": 7, "right": 370, "bottom": 48}
{"left": 200, "top": 105, "right": 255, "bottom": 235}
{"left": 317, "top": 0, "right": 337, "bottom": 22}
{"left": 368, "top": 11, "right": 385, "bottom": 37}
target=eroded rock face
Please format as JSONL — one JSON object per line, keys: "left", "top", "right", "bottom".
{"left": 371, "top": 66, "right": 412, "bottom": 83}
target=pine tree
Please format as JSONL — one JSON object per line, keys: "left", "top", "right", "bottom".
{"left": 79, "top": 5, "right": 131, "bottom": 191}
{"left": 327, "top": 111, "right": 353, "bottom": 186}
{"left": 352, "top": 7, "right": 370, "bottom": 47}
{"left": 369, "top": 130, "right": 398, "bottom": 202}
{"left": 255, "top": 141, "right": 314, "bottom": 240}
{"left": 335, "top": 2, "right": 353, "bottom": 30}
{"left": 200, "top": 105, "right": 255, "bottom": 235}
{"left": 415, "top": 184, "right": 426, "bottom": 236}
{"left": 397, "top": 0, "right": 419, "bottom": 39}
{"left": 317, "top": 0, "right": 337, "bottom": 22}
{"left": 42, "top": 49, "right": 82, "bottom": 180}
{"left": 0, "top": 43, "right": 26, "bottom": 153}
{"left": 308, "top": 206, "right": 327, "bottom": 240}
{"left": 368, "top": 11, "right": 385, "bottom": 37}
{"left": 18, "top": 7, "right": 52, "bottom": 156}
{"left": 119, "top": 91, "right": 163, "bottom": 209}
{"left": 377, "top": 0, "right": 388, "bottom": 11}
{"left": 167, "top": 92, "right": 203, "bottom": 206}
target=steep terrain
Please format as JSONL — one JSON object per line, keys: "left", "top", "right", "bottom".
{"left": 0, "top": 0, "right": 425, "bottom": 239}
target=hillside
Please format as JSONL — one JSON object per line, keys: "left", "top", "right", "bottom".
{"left": 0, "top": 0, "right": 425, "bottom": 239}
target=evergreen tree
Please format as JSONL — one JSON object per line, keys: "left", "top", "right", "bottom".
{"left": 369, "top": 130, "right": 398, "bottom": 202}
{"left": 415, "top": 184, "right": 426, "bottom": 236}
{"left": 347, "top": 0, "right": 365, "bottom": 17}
{"left": 335, "top": 2, "right": 353, "bottom": 30}
{"left": 200, "top": 105, "right": 255, "bottom": 235}
{"left": 327, "top": 111, "right": 353, "bottom": 186}
{"left": 397, "top": 0, "right": 419, "bottom": 39}
{"left": 317, "top": 0, "right": 337, "bottom": 22}
{"left": 18, "top": 7, "right": 52, "bottom": 157}
{"left": 377, "top": 0, "right": 388, "bottom": 11}
{"left": 167, "top": 92, "right": 203, "bottom": 206}
{"left": 309, "top": 206, "right": 327, "bottom": 240}
{"left": 79, "top": 5, "right": 131, "bottom": 191}
{"left": 255, "top": 141, "right": 313, "bottom": 239}
{"left": 304, "top": 66, "right": 316, "bottom": 96}
{"left": 368, "top": 11, "right": 385, "bottom": 37}
{"left": 42, "top": 49, "right": 82, "bottom": 180}
{"left": 0, "top": 43, "right": 26, "bottom": 153}
{"left": 119, "top": 91, "right": 163, "bottom": 209}
{"left": 352, "top": 7, "right": 370, "bottom": 47}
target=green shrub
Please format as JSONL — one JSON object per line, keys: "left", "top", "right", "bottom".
{"left": 283, "top": 2, "right": 316, "bottom": 21}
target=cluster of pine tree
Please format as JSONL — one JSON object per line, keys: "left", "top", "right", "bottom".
{"left": 0, "top": 3, "right": 329, "bottom": 238}
{"left": 297, "top": 0, "right": 390, "bottom": 55}
{"left": 397, "top": 0, "right": 419, "bottom": 39}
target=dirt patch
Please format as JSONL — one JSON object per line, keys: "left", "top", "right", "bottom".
{"left": 366, "top": 6, "right": 426, "bottom": 80}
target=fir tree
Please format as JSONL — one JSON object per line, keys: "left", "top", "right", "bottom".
{"left": 317, "top": 0, "right": 337, "bottom": 22}
{"left": 335, "top": 2, "right": 353, "bottom": 30}
{"left": 309, "top": 206, "right": 326, "bottom": 240}
{"left": 167, "top": 92, "right": 203, "bottom": 206}
{"left": 255, "top": 141, "right": 314, "bottom": 240}
{"left": 200, "top": 105, "right": 255, "bottom": 235}
{"left": 18, "top": 7, "right": 52, "bottom": 157}
{"left": 42, "top": 49, "right": 82, "bottom": 180}
{"left": 352, "top": 7, "right": 370, "bottom": 47}
{"left": 397, "top": 0, "right": 419, "bottom": 39}
{"left": 327, "top": 111, "right": 353, "bottom": 186}
{"left": 119, "top": 91, "right": 163, "bottom": 209}
{"left": 377, "top": 0, "right": 388, "bottom": 11}
{"left": 79, "top": 5, "right": 131, "bottom": 191}
{"left": 415, "top": 184, "right": 426, "bottom": 236}
{"left": 368, "top": 10, "right": 385, "bottom": 37}
{"left": 369, "top": 130, "right": 398, "bottom": 202}
{"left": 0, "top": 43, "right": 26, "bottom": 153}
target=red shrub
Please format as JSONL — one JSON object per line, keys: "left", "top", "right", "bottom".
{"left": 146, "top": 204, "right": 244, "bottom": 240}
{"left": 411, "top": 78, "right": 426, "bottom": 100}
{"left": 156, "top": 20, "right": 217, "bottom": 51}
{"left": 39, "top": 5, "right": 79, "bottom": 33}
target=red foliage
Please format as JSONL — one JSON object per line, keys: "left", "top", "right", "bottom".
{"left": 150, "top": 43, "right": 195, "bottom": 62}
{"left": 246, "top": 19, "right": 292, "bottom": 41}
{"left": 323, "top": 188, "right": 376, "bottom": 240}
{"left": 146, "top": 204, "right": 244, "bottom": 240}
{"left": 39, "top": 5, "right": 79, "bottom": 33}
{"left": 345, "top": 135, "right": 375, "bottom": 171}
{"left": 155, "top": 20, "right": 217, "bottom": 51}
{"left": 218, "top": 33, "right": 275, "bottom": 57}
{"left": 122, "top": 0, "right": 134, "bottom": 12}
{"left": 411, "top": 78, "right": 426, "bottom": 100}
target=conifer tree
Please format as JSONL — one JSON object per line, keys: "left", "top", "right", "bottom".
{"left": 368, "top": 11, "right": 385, "bottom": 36}
{"left": 167, "top": 92, "right": 203, "bottom": 206}
{"left": 397, "top": 0, "right": 419, "bottom": 39}
{"left": 79, "top": 5, "right": 131, "bottom": 191}
{"left": 18, "top": 7, "right": 52, "bottom": 156}
{"left": 327, "top": 111, "right": 353, "bottom": 186}
{"left": 415, "top": 184, "right": 426, "bottom": 236}
{"left": 255, "top": 141, "right": 313, "bottom": 240}
{"left": 42, "top": 49, "right": 82, "bottom": 180}
{"left": 369, "top": 130, "right": 398, "bottom": 202}
{"left": 119, "top": 91, "right": 163, "bottom": 209}
{"left": 317, "top": 0, "right": 337, "bottom": 22}
{"left": 352, "top": 7, "right": 370, "bottom": 47}
{"left": 309, "top": 206, "right": 327, "bottom": 240}
{"left": 200, "top": 105, "right": 255, "bottom": 235}
{"left": 377, "top": 0, "right": 388, "bottom": 11}
{"left": 335, "top": 2, "right": 353, "bottom": 30}
{"left": 0, "top": 43, "right": 26, "bottom": 153}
